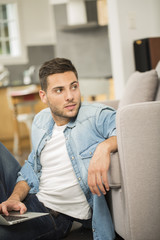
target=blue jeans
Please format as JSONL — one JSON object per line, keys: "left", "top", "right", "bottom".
{"left": 0, "top": 143, "right": 91, "bottom": 240}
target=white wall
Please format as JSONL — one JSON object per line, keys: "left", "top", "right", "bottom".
{"left": 21, "top": 0, "right": 56, "bottom": 46}
{"left": 108, "top": 0, "right": 160, "bottom": 99}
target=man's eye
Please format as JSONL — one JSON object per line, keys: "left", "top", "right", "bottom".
{"left": 56, "top": 89, "right": 62, "bottom": 93}
{"left": 72, "top": 84, "right": 78, "bottom": 90}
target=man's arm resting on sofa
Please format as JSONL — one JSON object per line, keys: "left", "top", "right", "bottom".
{"left": 0, "top": 181, "right": 30, "bottom": 216}
{"left": 88, "top": 136, "right": 118, "bottom": 196}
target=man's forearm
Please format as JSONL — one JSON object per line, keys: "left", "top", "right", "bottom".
{"left": 97, "top": 136, "right": 117, "bottom": 156}
{"left": 103, "top": 136, "right": 117, "bottom": 153}
{"left": 88, "top": 136, "right": 117, "bottom": 196}
{"left": 8, "top": 181, "right": 30, "bottom": 202}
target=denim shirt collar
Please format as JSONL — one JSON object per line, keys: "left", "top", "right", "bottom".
{"left": 66, "top": 118, "right": 76, "bottom": 129}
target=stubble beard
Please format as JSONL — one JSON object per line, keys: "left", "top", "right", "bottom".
{"left": 49, "top": 100, "right": 81, "bottom": 122}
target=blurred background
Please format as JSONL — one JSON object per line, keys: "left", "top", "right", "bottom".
{"left": 0, "top": 0, "right": 160, "bottom": 160}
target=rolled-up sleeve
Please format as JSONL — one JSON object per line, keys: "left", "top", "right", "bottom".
{"left": 96, "top": 107, "right": 116, "bottom": 138}
{"left": 16, "top": 152, "right": 40, "bottom": 194}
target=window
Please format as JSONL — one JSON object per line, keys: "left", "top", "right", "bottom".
{"left": 0, "top": 3, "right": 20, "bottom": 56}
{"left": 0, "top": 1, "right": 27, "bottom": 64}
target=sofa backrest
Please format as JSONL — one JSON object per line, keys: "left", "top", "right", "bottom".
{"left": 118, "top": 69, "right": 159, "bottom": 108}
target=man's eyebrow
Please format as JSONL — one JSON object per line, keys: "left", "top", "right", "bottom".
{"left": 53, "top": 86, "right": 64, "bottom": 90}
{"left": 70, "top": 81, "right": 78, "bottom": 85}
{"left": 53, "top": 81, "right": 78, "bottom": 90}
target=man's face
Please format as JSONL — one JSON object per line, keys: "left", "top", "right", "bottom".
{"left": 39, "top": 71, "right": 81, "bottom": 126}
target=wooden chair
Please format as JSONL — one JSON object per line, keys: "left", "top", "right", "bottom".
{"left": 7, "top": 85, "right": 40, "bottom": 156}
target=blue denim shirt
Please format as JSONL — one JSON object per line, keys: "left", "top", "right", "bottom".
{"left": 17, "top": 102, "right": 116, "bottom": 240}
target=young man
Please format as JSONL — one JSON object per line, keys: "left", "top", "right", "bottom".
{"left": 0, "top": 58, "right": 117, "bottom": 240}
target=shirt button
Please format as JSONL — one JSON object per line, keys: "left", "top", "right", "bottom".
{"left": 66, "top": 137, "right": 68, "bottom": 141}
{"left": 89, "top": 152, "right": 92, "bottom": 155}
{"left": 92, "top": 228, "right": 95, "bottom": 232}
{"left": 78, "top": 177, "right": 81, "bottom": 181}
{"left": 72, "top": 156, "right": 74, "bottom": 160}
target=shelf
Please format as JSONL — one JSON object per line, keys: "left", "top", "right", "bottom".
{"left": 59, "top": 21, "right": 107, "bottom": 32}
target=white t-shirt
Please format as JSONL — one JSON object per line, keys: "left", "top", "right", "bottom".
{"left": 36, "top": 124, "right": 91, "bottom": 220}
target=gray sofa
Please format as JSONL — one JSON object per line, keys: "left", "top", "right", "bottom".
{"left": 106, "top": 69, "right": 160, "bottom": 240}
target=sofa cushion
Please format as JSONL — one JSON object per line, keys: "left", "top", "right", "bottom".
{"left": 119, "top": 70, "right": 159, "bottom": 108}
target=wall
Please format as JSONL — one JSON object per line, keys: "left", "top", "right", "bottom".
{"left": 21, "top": 0, "right": 56, "bottom": 46}
{"left": 108, "top": 0, "right": 160, "bottom": 99}
{"left": 53, "top": 3, "right": 112, "bottom": 78}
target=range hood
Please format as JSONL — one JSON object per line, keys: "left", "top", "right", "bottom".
{"left": 50, "top": 0, "right": 87, "bottom": 25}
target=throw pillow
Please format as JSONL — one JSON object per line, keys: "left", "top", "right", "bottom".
{"left": 119, "top": 70, "right": 159, "bottom": 108}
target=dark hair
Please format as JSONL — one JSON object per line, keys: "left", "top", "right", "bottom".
{"left": 39, "top": 58, "right": 78, "bottom": 91}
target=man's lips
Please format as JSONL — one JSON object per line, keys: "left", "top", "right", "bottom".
{"left": 64, "top": 104, "right": 76, "bottom": 110}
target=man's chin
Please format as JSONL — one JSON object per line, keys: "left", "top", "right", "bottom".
{"left": 63, "top": 102, "right": 80, "bottom": 119}
{"left": 66, "top": 104, "right": 80, "bottom": 117}
{"left": 66, "top": 110, "right": 78, "bottom": 118}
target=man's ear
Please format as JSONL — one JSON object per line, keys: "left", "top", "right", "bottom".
{"left": 39, "top": 90, "right": 47, "bottom": 104}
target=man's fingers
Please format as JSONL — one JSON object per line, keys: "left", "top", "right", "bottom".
{"left": 96, "top": 173, "right": 106, "bottom": 195}
{"left": 1, "top": 204, "right": 9, "bottom": 216}
{"left": 88, "top": 172, "right": 101, "bottom": 196}
{"left": 88, "top": 171, "right": 108, "bottom": 196}
{"left": 0, "top": 201, "right": 27, "bottom": 215}
{"left": 90, "top": 185, "right": 101, "bottom": 196}
{"left": 19, "top": 203, "right": 27, "bottom": 214}
{"left": 102, "top": 171, "right": 109, "bottom": 191}
{"left": 12, "top": 202, "right": 27, "bottom": 214}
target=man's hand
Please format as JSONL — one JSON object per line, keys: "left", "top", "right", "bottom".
{"left": 0, "top": 181, "right": 30, "bottom": 216}
{"left": 88, "top": 136, "right": 117, "bottom": 196}
{"left": 0, "top": 199, "right": 27, "bottom": 216}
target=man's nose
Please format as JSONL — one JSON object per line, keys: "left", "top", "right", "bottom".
{"left": 65, "top": 89, "right": 74, "bottom": 101}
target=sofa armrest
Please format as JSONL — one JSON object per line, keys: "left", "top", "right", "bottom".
{"left": 116, "top": 101, "right": 160, "bottom": 239}
{"left": 108, "top": 152, "right": 121, "bottom": 189}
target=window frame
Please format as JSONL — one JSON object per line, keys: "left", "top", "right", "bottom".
{"left": 0, "top": 0, "right": 27, "bottom": 65}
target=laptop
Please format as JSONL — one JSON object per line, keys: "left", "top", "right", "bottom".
{"left": 0, "top": 211, "right": 49, "bottom": 226}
